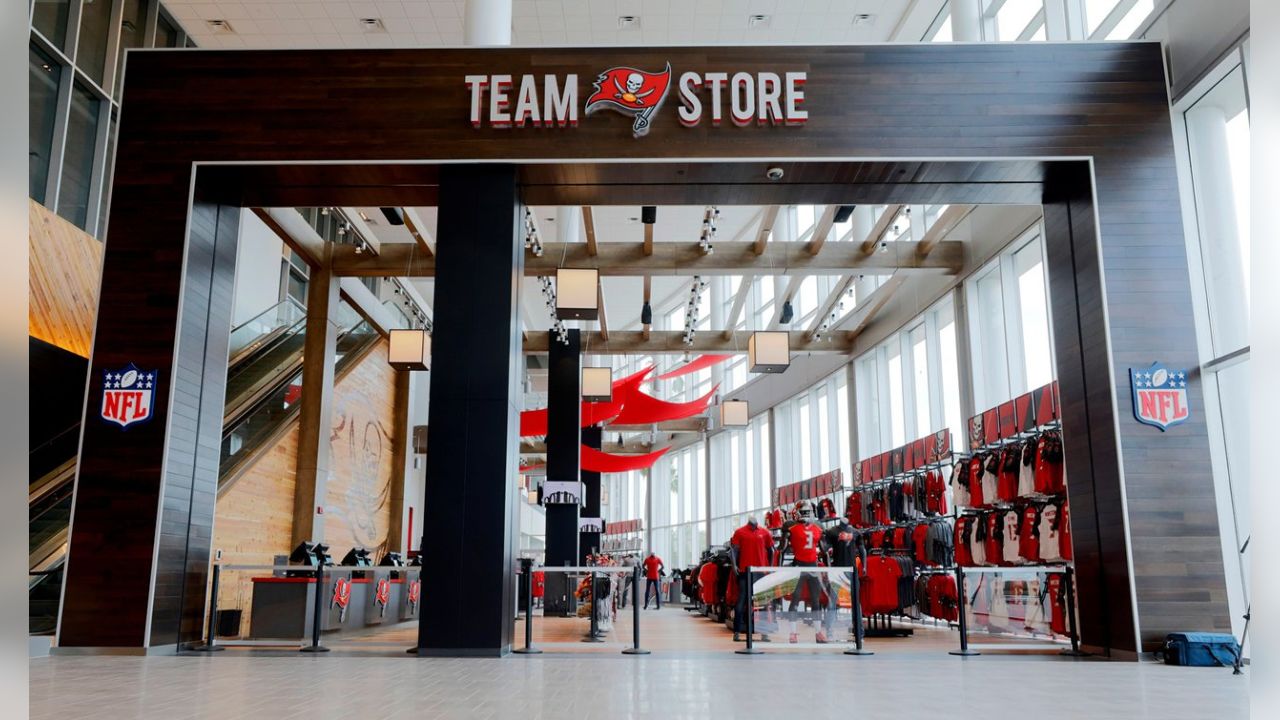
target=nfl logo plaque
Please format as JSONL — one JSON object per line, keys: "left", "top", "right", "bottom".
{"left": 100, "top": 363, "right": 158, "bottom": 428}
{"left": 1129, "top": 361, "right": 1190, "bottom": 431}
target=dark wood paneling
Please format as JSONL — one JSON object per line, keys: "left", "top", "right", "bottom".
{"left": 64, "top": 42, "right": 1227, "bottom": 656}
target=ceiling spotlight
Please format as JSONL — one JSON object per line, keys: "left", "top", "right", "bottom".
{"left": 879, "top": 241, "right": 889, "bottom": 253}
{"left": 853, "top": 13, "right": 876, "bottom": 26}
{"left": 766, "top": 167, "right": 784, "bottom": 181}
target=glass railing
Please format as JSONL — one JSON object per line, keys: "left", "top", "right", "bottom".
{"left": 228, "top": 298, "right": 306, "bottom": 362}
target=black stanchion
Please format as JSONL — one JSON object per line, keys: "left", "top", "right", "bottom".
{"left": 1060, "top": 566, "right": 1089, "bottom": 657}
{"left": 514, "top": 559, "right": 542, "bottom": 654}
{"left": 196, "top": 563, "right": 226, "bottom": 652}
{"left": 300, "top": 564, "right": 330, "bottom": 653}
{"left": 844, "top": 568, "right": 872, "bottom": 656}
{"left": 735, "top": 568, "right": 762, "bottom": 655}
{"left": 583, "top": 570, "right": 605, "bottom": 642}
{"left": 622, "top": 566, "right": 650, "bottom": 655}
{"left": 949, "top": 565, "right": 979, "bottom": 657}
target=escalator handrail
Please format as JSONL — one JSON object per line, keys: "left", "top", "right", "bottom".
{"left": 229, "top": 296, "right": 305, "bottom": 337}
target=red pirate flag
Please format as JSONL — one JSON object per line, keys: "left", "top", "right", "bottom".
{"left": 584, "top": 64, "right": 673, "bottom": 137}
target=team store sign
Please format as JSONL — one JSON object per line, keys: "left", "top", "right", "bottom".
{"left": 466, "top": 64, "right": 808, "bottom": 137}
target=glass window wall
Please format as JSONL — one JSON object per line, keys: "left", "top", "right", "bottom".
{"left": 29, "top": 45, "right": 62, "bottom": 204}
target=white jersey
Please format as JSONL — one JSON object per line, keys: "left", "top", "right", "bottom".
{"left": 981, "top": 461, "right": 999, "bottom": 508}
{"left": 1003, "top": 510, "right": 1023, "bottom": 565}
{"left": 1017, "top": 441, "right": 1037, "bottom": 498}
{"left": 970, "top": 522, "right": 986, "bottom": 566}
{"left": 951, "top": 460, "right": 969, "bottom": 508}
{"left": 1039, "top": 505, "right": 1063, "bottom": 562}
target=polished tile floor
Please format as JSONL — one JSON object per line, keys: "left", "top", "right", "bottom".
{"left": 31, "top": 607, "right": 1249, "bottom": 720}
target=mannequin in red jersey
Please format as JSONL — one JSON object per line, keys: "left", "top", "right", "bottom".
{"left": 778, "top": 502, "right": 830, "bottom": 643}
{"left": 730, "top": 515, "right": 776, "bottom": 642}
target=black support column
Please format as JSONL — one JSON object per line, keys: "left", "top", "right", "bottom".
{"left": 542, "top": 329, "right": 581, "bottom": 616}
{"left": 416, "top": 165, "right": 522, "bottom": 656}
{"left": 580, "top": 426, "right": 602, "bottom": 564}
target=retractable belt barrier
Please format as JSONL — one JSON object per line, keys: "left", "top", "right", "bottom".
{"left": 514, "top": 562, "right": 649, "bottom": 656}
{"left": 200, "top": 563, "right": 422, "bottom": 653}
{"left": 950, "top": 564, "right": 1085, "bottom": 657}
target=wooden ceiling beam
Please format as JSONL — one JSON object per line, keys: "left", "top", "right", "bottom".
{"left": 253, "top": 207, "right": 325, "bottom": 267}
{"left": 806, "top": 205, "right": 839, "bottom": 256}
{"left": 643, "top": 223, "right": 654, "bottom": 256}
{"left": 722, "top": 275, "right": 753, "bottom": 339}
{"left": 860, "top": 204, "right": 904, "bottom": 255}
{"left": 753, "top": 205, "right": 780, "bottom": 255}
{"left": 523, "top": 330, "right": 854, "bottom": 355}
{"left": 917, "top": 204, "right": 975, "bottom": 258}
{"left": 582, "top": 206, "right": 598, "bottom": 256}
{"left": 597, "top": 282, "right": 609, "bottom": 341}
{"left": 331, "top": 240, "right": 963, "bottom": 277}
{"left": 805, "top": 275, "right": 858, "bottom": 341}
{"left": 401, "top": 207, "right": 434, "bottom": 256}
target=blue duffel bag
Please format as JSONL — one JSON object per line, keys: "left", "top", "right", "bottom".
{"left": 1154, "top": 632, "right": 1241, "bottom": 667}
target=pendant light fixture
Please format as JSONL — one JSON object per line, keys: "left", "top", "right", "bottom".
{"left": 720, "top": 399, "right": 750, "bottom": 427}
{"left": 748, "top": 331, "right": 790, "bottom": 373}
{"left": 582, "top": 366, "right": 613, "bottom": 402}
{"left": 388, "top": 328, "right": 431, "bottom": 371}
{"left": 555, "top": 268, "right": 599, "bottom": 320}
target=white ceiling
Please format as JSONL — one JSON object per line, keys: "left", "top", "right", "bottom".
{"left": 163, "top": 0, "right": 926, "bottom": 49}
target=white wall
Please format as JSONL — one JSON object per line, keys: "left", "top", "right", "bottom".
{"left": 231, "top": 211, "right": 283, "bottom": 328}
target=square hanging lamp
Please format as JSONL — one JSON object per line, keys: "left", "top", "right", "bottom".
{"left": 748, "top": 331, "right": 790, "bottom": 373}
{"left": 388, "top": 329, "right": 431, "bottom": 371}
{"left": 582, "top": 366, "right": 613, "bottom": 402}
{"left": 556, "top": 268, "right": 599, "bottom": 320}
{"left": 720, "top": 400, "right": 749, "bottom": 427}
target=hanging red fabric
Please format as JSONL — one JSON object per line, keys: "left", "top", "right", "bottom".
{"left": 609, "top": 384, "right": 719, "bottom": 426}
{"left": 654, "top": 354, "right": 733, "bottom": 381}
{"left": 581, "top": 444, "right": 671, "bottom": 472}
{"left": 519, "top": 366, "right": 653, "bottom": 436}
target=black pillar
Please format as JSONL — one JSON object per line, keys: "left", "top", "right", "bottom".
{"left": 416, "top": 165, "right": 522, "bottom": 656}
{"left": 580, "top": 426, "right": 602, "bottom": 564}
{"left": 542, "top": 329, "right": 581, "bottom": 615}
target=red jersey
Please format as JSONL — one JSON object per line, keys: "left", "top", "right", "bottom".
{"left": 967, "top": 455, "right": 985, "bottom": 507}
{"left": 788, "top": 522, "right": 823, "bottom": 563}
{"left": 731, "top": 523, "right": 775, "bottom": 571}
{"left": 1019, "top": 505, "right": 1041, "bottom": 563}
{"left": 1059, "top": 503, "right": 1073, "bottom": 560}
{"left": 643, "top": 555, "right": 663, "bottom": 580}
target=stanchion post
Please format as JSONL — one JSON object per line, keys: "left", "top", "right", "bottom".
{"left": 583, "top": 569, "right": 605, "bottom": 642}
{"left": 1060, "top": 566, "right": 1088, "bottom": 657}
{"left": 844, "top": 566, "right": 872, "bottom": 656}
{"left": 949, "top": 565, "right": 979, "bottom": 657}
{"left": 735, "top": 568, "right": 762, "bottom": 655}
{"left": 513, "top": 558, "right": 542, "bottom": 654}
{"left": 300, "top": 564, "right": 330, "bottom": 653}
{"left": 197, "top": 563, "right": 226, "bottom": 652}
{"left": 622, "top": 565, "right": 650, "bottom": 655}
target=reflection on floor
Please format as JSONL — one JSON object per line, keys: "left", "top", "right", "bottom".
{"left": 30, "top": 604, "right": 1250, "bottom": 720}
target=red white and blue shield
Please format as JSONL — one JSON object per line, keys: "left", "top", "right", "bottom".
{"left": 1129, "top": 362, "right": 1190, "bottom": 431}
{"left": 101, "top": 363, "right": 158, "bottom": 428}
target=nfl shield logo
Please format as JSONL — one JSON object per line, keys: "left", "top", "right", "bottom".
{"left": 1130, "top": 361, "right": 1190, "bottom": 431}
{"left": 101, "top": 363, "right": 158, "bottom": 428}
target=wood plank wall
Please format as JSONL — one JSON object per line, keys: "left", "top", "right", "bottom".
{"left": 212, "top": 340, "right": 396, "bottom": 637}
{"left": 28, "top": 199, "right": 102, "bottom": 357}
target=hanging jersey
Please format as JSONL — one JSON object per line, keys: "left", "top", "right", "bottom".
{"left": 971, "top": 514, "right": 987, "bottom": 566}
{"left": 952, "top": 459, "right": 971, "bottom": 507}
{"left": 1058, "top": 502, "right": 1073, "bottom": 561}
{"left": 1047, "top": 573, "right": 1069, "bottom": 636}
{"left": 982, "top": 453, "right": 1000, "bottom": 507}
{"left": 968, "top": 456, "right": 985, "bottom": 507}
{"left": 1018, "top": 438, "right": 1037, "bottom": 497}
{"left": 955, "top": 517, "right": 974, "bottom": 566}
{"left": 1039, "top": 505, "right": 1063, "bottom": 562}
{"left": 998, "top": 447, "right": 1020, "bottom": 502}
{"left": 1034, "top": 432, "right": 1066, "bottom": 495}
{"left": 1020, "top": 505, "right": 1042, "bottom": 563}
{"left": 912, "top": 523, "right": 931, "bottom": 565}
{"left": 1002, "top": 510, "right": 1023, "bottom": 565}
{"left": 788, "top": 522, "right": 823, "bottom": 563}
{"left": 984, "top": 512, "right": 1002, "bottom": 565}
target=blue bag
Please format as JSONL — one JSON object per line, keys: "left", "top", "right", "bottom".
{"left": 1155, "top": 632, "right": 1241, "bottom": 667}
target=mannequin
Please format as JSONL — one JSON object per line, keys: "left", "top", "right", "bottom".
{"left": 779, "top": 502, "right": 828, "bottom": 643}
{"left": 823, "top": 515, "right": 865, "bottom": 640}
{"left": 729, "top": 515, "right": 775, "bottom": 642}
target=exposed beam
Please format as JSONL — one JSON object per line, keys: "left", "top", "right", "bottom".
{"left": 643, "top": 223, "right": 654, "bottom": 256}
{"left": 254, "top": 207, "right": 325, "bottom": 267}
{"left": 341, "top": 208, "right": 381, "bottom": 255}
{"left": 521, "top": 439, "right": 664, "bottom": 455}
{"left": 582, "top": 206, "right": 598, "bottom": 256}
{"left": 837, "top": 272, "right": 908, "bottom": 340}
{"left": 722, "top": 275, "right": 752, "bottom": 339}
{"left": 805, "top": 275, "right": 858, "bottom": 340}
{"left": 524, "top": 330, "right": 855, "bottom": 355}
{"left": 753, "top": 205, "right": 780, "bottom": 255}
{"left": 769, "top": 275, "right": 804, "bottom": 329}
{"left": 609, "top": 417, "right": 709, "bottom": 433}
{"left": 806, "top": 205, "right": 839, "bottom": 256}
{"left": 401, "top": 207, "right": 434, "bottom": 256}
{"left": 332, "top": 240, "right": 964, "bottom": 278}
{"left": 860, "top": 204, "right": 904, "bottom": 255}
{"left": 596, "top": 282, "right": 609, "bottom": 341}
{"left": 917, "top": 204, "right": 975, "bottom": 257}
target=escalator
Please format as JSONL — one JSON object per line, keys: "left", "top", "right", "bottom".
{"left": 28, "top": 299, "right": 381, "bottom": 634}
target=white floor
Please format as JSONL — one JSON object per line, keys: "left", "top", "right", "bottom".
{"left": 30, "top": 650, "right": 1248, "bottom": 719}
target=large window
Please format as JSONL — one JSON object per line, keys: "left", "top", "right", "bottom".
{"left": 966, "top": 229, "right": 1055, "bottom": 410}
{"left": 56, "top": 82, "right": 102, "bottom": 229}
{"left": 855, "top": 296, "right": 963, "bottom": 456}
{"left": 774, "top": 370, "right": 851, "bottom": 488}
{"left": 708, "top": 413, "right": 772, "bottom": 542}
{"left": 650, "top": 442, "right": 707, "bottom": 568}
{"left": 29, "top": 45, "right": 61, "bottom": 204}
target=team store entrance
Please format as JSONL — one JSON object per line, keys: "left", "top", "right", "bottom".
{"left": 58, "top": 42, "right": 1230, "bottom": 661}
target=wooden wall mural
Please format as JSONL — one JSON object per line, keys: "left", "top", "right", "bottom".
{"left": 28, "top": 199, "right": 102, "bottom": 357}
{"left": 212, "top": 340, "right": 396, "bottom": 636}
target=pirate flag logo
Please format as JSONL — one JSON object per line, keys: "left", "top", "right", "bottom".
{"left": 584, "top": 64, "right": 673, "bottom": 137}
